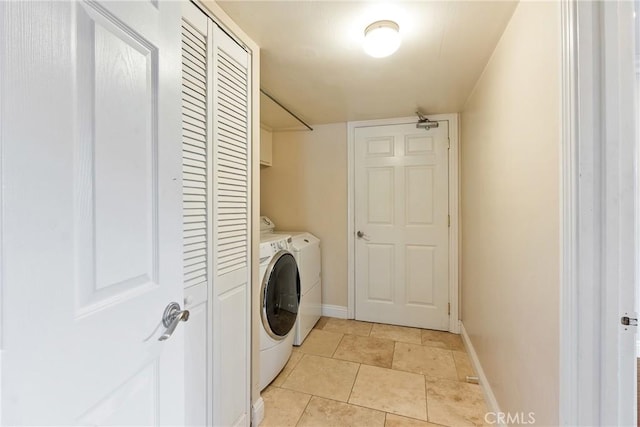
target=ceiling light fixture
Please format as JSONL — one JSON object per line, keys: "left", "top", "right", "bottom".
{"left": 363, "top": 20, "right": 401, "bottom": 58}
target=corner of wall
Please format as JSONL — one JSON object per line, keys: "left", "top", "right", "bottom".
{"left": 459, "top": 322, "right": 506, "bottom": 427}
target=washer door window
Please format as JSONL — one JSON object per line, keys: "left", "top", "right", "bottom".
{"left": 262, "top": 251, "right": 300, "bottom": 339}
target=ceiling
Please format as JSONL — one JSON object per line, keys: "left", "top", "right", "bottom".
{"left": 218, "top": 1, "right": 518, "bottom": 129}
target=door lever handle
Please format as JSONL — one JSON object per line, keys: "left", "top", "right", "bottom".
{"left": 158, "top": 302, "right": 190, "bottom": 341}
{"left": 356, "top": 230, "right": 370, "bottom": 241}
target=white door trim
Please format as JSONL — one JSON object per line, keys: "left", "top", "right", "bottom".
{"left": 347, "top": 113, "right": 460, "bottom": 333}
{"left": 0, "top": 9, "right": 4, "bottom": 416}
{"left": 560, "top": 0, "right": 638, "bottom": 425}
{"left": 559, "top": 0, "right": 579, "bottom": 423}
{"left": 0, "top": 7, "right": 4, "bottom": 416}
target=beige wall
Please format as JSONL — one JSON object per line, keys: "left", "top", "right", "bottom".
{"left": 460, "top": 2, "right": 560, "bottom": 425}
{"left": 261, "top": 123, "right": 348, "bottom": 307}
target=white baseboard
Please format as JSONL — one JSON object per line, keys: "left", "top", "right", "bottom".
{"left": 636, "top": 339, "right": 640, "bottom": 356}
{"left": 251, "top": 396, "right": 264, "bottom": 427}
{"left": 459, "top": 321, "right": 505, "bottom": 427}
{"left": 233, "top": 413, "right": 248, "bottom": 427}
{"left": 321, "top": 304, "right": 348, "bottom": 319}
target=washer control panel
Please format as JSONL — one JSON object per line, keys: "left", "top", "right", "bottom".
{"left": 259, "top": 235, "right": 293, "bottom": 261}
{"left": 271, "top": 237, "right": 292, "bottom": 252}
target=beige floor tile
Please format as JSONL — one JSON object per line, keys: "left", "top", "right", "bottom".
{"left": 298, "top": 329, "right": 344, "bottom": 357}
{"left": 314, "top": 316, "right": 330, "bottom": 330}
{"left": 271, "top": 350, "right": 304, "bottom": 387}
{"left": 260, "top": 386, "right": 311, "bottom": 427}
{"left": 297, "top": 396, "right": 386, "bottom": 427}
{"left": 385, "top": 414, "right": 443, "bottom": 427}
{"left": 333, "top": 334, "right": 395, "bottom": 368}
{"left": 322, "top": 318, "right": 373, "bottom": 337}
{"left": 371, "top": 323, "right": 422, "bottom": 344}
{"left": 452, "top": 351, "right": 476, "bottom": 382}
{"left": 281, "top": 354, "right": 359, "bottom": 402}
{"left": 421, "top": 330, "right": 465, "bottom": 351}
{"left": 426, "top": 377, "right": 487, "bottom": 426}
{"left": 392, "top": 342, "right": 457, "bottom": 380}
{"left": 263, "top": 320, "right": 485, "bottom": 427}
{"left": 349, "top": 364, "right": 427, "bottom": 421}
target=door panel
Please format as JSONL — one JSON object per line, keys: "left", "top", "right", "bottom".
{"left": 219, "top": 285, "right": 249, "bottom": 426}
{"left": 181, "top": 3, "right": 251, "bottom": 425}
{"left": 184, "top": 283, "right": 208, "bottom": 427}
{"left": 0, "top": 1, "right": 183, "bottom": 424}
{"left": 367, "top": 168, "right": 394, "bottom": 224}
{"left": 405, "top": 134, "right": 434, "bottom": 155}
{"left": 77, "top": 363, "right": 159, "bottom": 426}
{"left": 181, "top": 3, "right": 210, "bottom": 297}
{"left": 355, "top": 122, "right": 449, "bottom": 330}
{"left": 406, "top": 167, "right": 434, "bottom": 225}
{"left": 77, "top": 2, "right": 159, "bottom": 309}
{"left": 181, "top": 4, "right": 211, "bottom": 426}
{"left": 367, "top": 244, "right": 394, "bottom": 302}
{"left": 211, "top": 23, "right": 251, "bottom": 427}
{"left": 405, "top": 245, "right": 435, "bottom": 305}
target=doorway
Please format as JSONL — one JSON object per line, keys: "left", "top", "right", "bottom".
{"left": 347, "top": 115, "right": 460, "bottom": 333}
{"left": 560, "top": 1, "right": 638, "bottom": 425}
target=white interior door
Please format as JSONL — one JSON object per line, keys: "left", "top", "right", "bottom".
{"left": 601, "top": 1, "right": 638, "bottom": 424}
{"left": 0, "top": 1, "right": 184, "bottom": 424}
{"left": 354, "top": 122, "right": 449, "bottom": 330}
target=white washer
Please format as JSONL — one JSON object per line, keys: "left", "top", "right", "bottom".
{"left": 287, "top": 233, "right": 322, "bottom": 345}
{"left": 258, "top": 227, "right": 300, "bottom": 391}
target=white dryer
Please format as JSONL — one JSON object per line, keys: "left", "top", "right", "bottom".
{"left": 258, "top": 230, "right": 300, "bottom": 391}
{"left": 288, "top": 233, "right": 322, "bottom": 345}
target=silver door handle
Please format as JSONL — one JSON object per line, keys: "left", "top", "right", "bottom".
{"left": 356, "top": 231, "right": 370, "bottom": 241}
{"left": 158, "top": 302, "right": 190, "bottom": 341}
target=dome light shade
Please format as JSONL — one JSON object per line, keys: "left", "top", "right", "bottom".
{"left": 363, "top": 20, "right": 401, "bottom": 58}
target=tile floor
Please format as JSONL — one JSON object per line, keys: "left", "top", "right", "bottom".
{"left": 260, "top": 317, "right": 488, "bottom": 427}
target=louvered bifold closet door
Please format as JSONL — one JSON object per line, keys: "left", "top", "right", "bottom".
{"left": 181, "top": 4, "right": 213, "bottom": 427}
{"left": 182, "top": 8, "right": 209, "bottom": 291}
{"left": 215, "top": 39, "right": 249, "bottom": 276}
{"left": 211, "top": 25, "right": 251, "bottom": 427}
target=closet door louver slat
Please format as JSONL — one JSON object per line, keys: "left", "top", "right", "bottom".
{"left": 181, "top": 17, "right": 209, "bottom": 291}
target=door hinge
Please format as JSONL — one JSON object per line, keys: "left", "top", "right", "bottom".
{"left": 447, "top": 137, "right": 450, "bottom": 149}
{"left": 448, "top": 303, "right": 451, "bottom": 315}
{"left": 448, "top": 215, "right": 450, "bottom": 227}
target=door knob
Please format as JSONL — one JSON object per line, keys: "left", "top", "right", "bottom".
{"left": 158, "top": 302, "right": 190, "bottom": 341}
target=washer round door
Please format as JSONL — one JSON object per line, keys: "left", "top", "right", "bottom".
{"left": 261, "top": 250, "right": 301, "bottom": 339}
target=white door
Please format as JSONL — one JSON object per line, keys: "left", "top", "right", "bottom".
{"left": 0, "top": 1, "right": 184, "bottom": 424}
{"left": 181, "top": 5, "right": 212, "bottom": 426}
{"left": 602, "top": 1, "right": 638, "bottom": 424}
{"left": 210, "top": 21, "right": 252, "bottom": 427}
{"left": 181, "top": 2, "right": 251, "bottom": 425}
{"left": 354, "top": 122, "right": 449, "bottom": 330}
